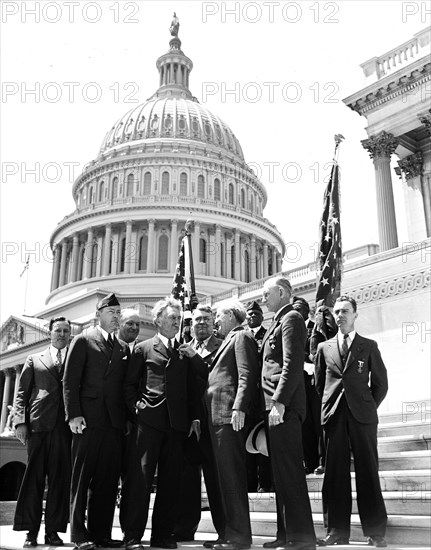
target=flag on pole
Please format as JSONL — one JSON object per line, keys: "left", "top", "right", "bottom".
{"left": 20, "top": 255, "right": 30, "bottom": 277}
{"left": 171, "top": 236, "right": 192, "bottom": 315}
{"left": 315, "top": 140, "right": 343, "bottom": 307}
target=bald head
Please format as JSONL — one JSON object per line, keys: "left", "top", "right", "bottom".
{"left": 119, "top": 309, "right": 140, "bottom": 343}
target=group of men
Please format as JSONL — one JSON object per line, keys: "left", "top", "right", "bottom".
{"left": 12, "top": 276, "right": 389, "bottom": 550}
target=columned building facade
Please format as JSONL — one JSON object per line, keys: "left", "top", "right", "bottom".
{"left": 46, "top": 28, "right": 285, "bottom": 307}
{"left": 344, "top": 27, "right": 430, "bottom": 250}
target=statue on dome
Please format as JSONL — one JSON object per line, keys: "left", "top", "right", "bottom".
{"left": 170, "top": 12, "right": 180, "bottom": 36}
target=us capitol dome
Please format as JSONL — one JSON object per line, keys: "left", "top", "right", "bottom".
{"left": 46, "top": 17, "right": 285, "bottom": 312}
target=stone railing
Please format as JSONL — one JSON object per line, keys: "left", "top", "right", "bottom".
{"left": 361, "top": 28, "right": 430, "bottom": 81}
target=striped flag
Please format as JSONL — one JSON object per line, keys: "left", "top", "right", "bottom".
{"left": 315, "top": 160, "right": 342, "bottom": 307}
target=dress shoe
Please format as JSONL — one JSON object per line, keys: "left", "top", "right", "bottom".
{"left": 95, "top": 539, "right": 123, "bottom": 548}
{"left": 213, "top": 542, "right": 250, "bottom": 550}
{"left": 203, "top": 538, "right": 226, "bottom": 548}
{"left": 367, "top": 537, "right": 387, "bottom": 548}
{"left": 23, "top": 532, "right": 38, "bottom": 548}
{"left": 150, "top": 539, "right": 177, "bottom": 549}
{"left": 314, "top": 465, "right": 325, "bottom": 475}
{"left": 45, "top": 532, "right": 63, "bottom": 546}
{"left": 125, "top": 539, "right": 145, "bottom": 550}
{"left": 74, "top": 542, "right": 96, "bottom": 550}
{"left": 263, "top": 539, "right": 286, "bottom": 548}
{"left": 317, "top": 535, "right": 349, "bottom": 546}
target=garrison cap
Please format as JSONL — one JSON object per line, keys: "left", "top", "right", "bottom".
{"left": 246, "top": 301, "right": 263, "bottom": 313}
{"left": 97, "top": 292, "right": 120, "bottom": 311}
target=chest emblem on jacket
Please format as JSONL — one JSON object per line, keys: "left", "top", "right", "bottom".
{"left": 357, "top": 360, "right": 364, "bottom": 374}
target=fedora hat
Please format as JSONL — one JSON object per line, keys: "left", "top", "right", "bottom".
{"left": 245, "top": 420, "right": 268, "bottom": 457}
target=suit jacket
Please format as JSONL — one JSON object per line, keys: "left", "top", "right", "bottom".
{"left": 14, "top": 347, "right": 66, "bottom": 432}
{"left": 124, "top": 335, "right": 207, "bottom": 433}
{"left": 63, "top": 327, "right": 130, "bottom": 430}
{"left": 206, "top": 326, "right": 259, "bottom": 426}
{"left": 315, "top": 333, "right": 388, "bottom": 425}
{"left": 260, "top": 304, "right": 307, "bottom": 421}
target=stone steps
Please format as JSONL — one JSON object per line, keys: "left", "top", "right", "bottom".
{"left": 378, "top": 434, "right": 430, "bottom": 453}
{"left": 378, "top": 420, "right": 431, "bottom": 438}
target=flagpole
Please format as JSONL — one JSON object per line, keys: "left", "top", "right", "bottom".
{"left": 185, "top": 218, "right": 198, "bottom": 311}
{"left": 333, "top": 133, "right": 344, "bottom": 163}
{"left": 23, "top": 258, "right": 30, "bottom": 315}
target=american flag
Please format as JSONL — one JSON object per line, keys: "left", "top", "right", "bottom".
{"left": 315, "top": 161, "right": 342, "bottom": 307}
{"left": 171, "top": 237, "right": 192, "bottom": 314}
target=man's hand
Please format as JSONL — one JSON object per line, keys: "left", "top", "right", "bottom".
{"left": 69, "top": 416, "right": 87, "bottom": 434}
{"left": 231, "top": 410, "right": 245, "bottom": 431}
{"left": 15, "top": 424, "right": 29, "bottom": 445}
{"left": 178, "top": 343, "right": 197, "bottom": 359}
{"left": 189, "top": 419, "right": 201, "bottom": 441}
{"left": 268, "top": 402, "right": 285, "bottom": 426}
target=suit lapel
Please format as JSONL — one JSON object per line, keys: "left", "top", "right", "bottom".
{"left": 210, "top": 330, "right": 237, "bottom": 368}
{"left": 261, "top": 319, "right": 278, "bottom": 351}
{"left": 94, "top": 330, "right": 112, "bottom": 360}
{"left": 344, "top": 334, "right": 363, "bottom": 371}
{"left": 153, "top": 335, "right": 170, "bottom": 361}
{"left": 39, "top": 350, "right": 61, "bottom": 381}
{"left": 326, "top": 336, "right": 343, "bottom": 372}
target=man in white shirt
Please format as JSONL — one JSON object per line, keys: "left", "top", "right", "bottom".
{"left": 118, "top": 309, "right": 140, "bottom": 351}
{"left": 315, "top": 296, "right": 388, "bottom": 547}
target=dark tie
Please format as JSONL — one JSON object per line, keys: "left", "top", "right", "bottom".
{"left": 167, "top": 339, "right": 173, "bottom": 355}
{"left": 342, "top": 334, "right": 349, "bottom": 362}
{"left": 107, "top": 333, "right": 114, "bottom": 350}
{"left": 56, "top": 349, "right": 62, "bottom": 373}
{"left": 195, "top": 341, "right": 204, "bottom": 355}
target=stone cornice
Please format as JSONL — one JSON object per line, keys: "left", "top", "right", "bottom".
{"left": 50, "top": 203, "right": 285, "bottom": 253}
{"left": 343, "top": 56, "right": 431, "bottom": 116}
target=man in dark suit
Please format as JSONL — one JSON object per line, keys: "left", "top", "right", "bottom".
{"left": 205, "top": 300, "right": 260, "bottom": 550}
{"left": 64, "top": 293, "right": 129, "bottom": 550}
{"left": 120, "top": 297, "right": 207, "bottom": 550}
{"left": 13, "top": 317, "right": 72, "bottom": 548}
{"left": 118, "top": 309, "right": 141, "bottom": 351}
{"left": 315, "top": 296, "right": 388, "bottom": 547}
{"left": 173, "top": 304, "right": 224, "bottom": 544}
{"left": 261, "top": 277, "right": 315, "bottom": 550}
{"left": 245, "top": 300, "right": 272, "bottom": 493}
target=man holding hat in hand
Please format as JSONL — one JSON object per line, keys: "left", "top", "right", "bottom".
{"left": 64, "top": 293, "right": 130, "bottom": 550}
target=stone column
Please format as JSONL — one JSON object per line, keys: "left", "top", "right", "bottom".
{"left": 50, "top": 244, "right": 61, "bottom": 291}
{"left": 95, "top": 234, "right": 103, "bottom": 277}
{"left": 362, "top": 131, "right": 399, "bottom": 251}
{"left": 170, "top": 219, "right": 178, "bottom": 272}
{"left": 395, "top": 152, "right": 429, "bottom": 240}
{"left": 147, "top": 219, "right": 155, "bottom": 273}
{"left": 271, "top": 247, "right": 277, "bottom": 276}
{"left": 130, "top": 226, "right": 138, "bottom": 274}
{"left": 226, "top": 233, "right": 232, "bottom": 279}
{"left": 102, "top": 224, "right": 112, "bottom": 276}
{"left": 250, "top": 234, "right": 256, "bottom": 282}
{"left": 71, "top": 233, "right": 80, "bottom": 283}
{"left": 12, "top": 365, "right": 22, "bottom": 407}
{"left": 215, "top": 225, "right": 222, "bottom": 277}
{"left": 233, "top": 229, "right": 240, "bottom": 281}
{"left": 208, "top": 229, "right": 216, "bottom": 277}
{"left": 263, "top": 242, "right": 269, "bottom": 278}
{"left": 111, "top": 230, "right": 119, "bottom": 276}
{"left": 84, "top": 227, "right": 94, "bottom": 279}
{"left": 194, "top": 221, "right": 201, "bottom": 274}
{"left": 58, "top": 240, "right": 68, "bottom": 287}
{"left": 0, "top": 368, "right": 13, "bottom": 434}
{"left": 125, "top": 220, "right": 133, "bottom": 274}
{"left": 276, "top": 252, "right": 282, "bottom": 273}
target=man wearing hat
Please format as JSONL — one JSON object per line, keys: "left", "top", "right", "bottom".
{"left": 64, "top": 293, "right": 130, "bottom": 550}
{"left": 246, "top": 301, "right": 266, "bottom": 351}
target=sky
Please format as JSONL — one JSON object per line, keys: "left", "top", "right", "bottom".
{"left": 0, "top": 0, "right": 427, "bottom": 323}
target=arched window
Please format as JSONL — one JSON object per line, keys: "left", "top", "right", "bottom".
{"left": 268, "top": 252, "right": 273, "bottom": 276}
{"left": 214, "top": 178, "right": 221, "bottom": 201}
{"left": 161, "top": 171, "right": 170, "bottom": 194}
{"left": 240, "top": 188, "right": 246, "bottom": 208}
{"left": 249, "top": 194, "right": 254, "bottom": 212}
{"left": 231, "top": 245, "right": 235, "bottom": 279}
{"left": 139, "top": 235, "right": 148, "bottom": 271}
{"left": 197, "top": 175, "right": 205, "bottom": 198}
{"left": 180, "top": 172, "right": 188, "bottom": 196}
{"left": 228, "top": 183, "right": 234, "bottom": 205}
{"left": 111, "top": 177, "right": 118, "bottom": 199}
{"left": 119, "top": 237, "right": 126, "bottom": 272}
{"left": 158, "top": 234, "right": 169, "bottom": 270}
{"left": 98, "top": 181, "right": 105, "bottom": 202}
{"left": 144, "top": 172, "right": 152, "bottom": 195}
{"left": 220, "top": 242, "right": 225, "bottom": 276}
{"left": 126, "top": 174, "right": 134, "bottom": 197}
{"left": 199, "top": 238, "right": 207, "bottom": 263}
{"left": 88, "top": 186, "right": 94, "bottom": 205}
{"left": 244, "top": 249, "right": 250, "bottom": 283}
{"left": 78, "top": 244, "right": 85, "bottom": 281}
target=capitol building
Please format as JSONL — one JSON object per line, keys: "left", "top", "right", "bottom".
{"left": 45, "top": 23, "right": 285, "bottom": 329}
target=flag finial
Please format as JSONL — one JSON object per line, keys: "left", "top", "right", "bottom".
{"left": 185, "top": 218, "right": 194, "bottom": 235}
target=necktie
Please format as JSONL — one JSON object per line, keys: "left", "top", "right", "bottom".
{"left": 342, "top": 334, "right": 349, "bottom": 361}
{"left": 195, "top": 341, "right": 204, "bottom": 355}
{"left": 167, "top": 339, "right": 173, "bottom": 355}
{"left": 107, "top": 333, "right": 114, "bottom": 350}
{"left": 56, "top": 349, "right": 62, "bottom": 373}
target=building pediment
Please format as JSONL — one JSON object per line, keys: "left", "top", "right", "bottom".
{"left": 0, "top": 315, "right": 50, "bottom": 355}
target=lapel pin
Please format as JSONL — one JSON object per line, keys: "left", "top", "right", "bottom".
{"left": 357, "top": 360, "right": 364, "bottom": 373}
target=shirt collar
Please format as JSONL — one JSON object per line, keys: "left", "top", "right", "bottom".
{"left": 158, "top": 333, "right": 175, "bottom": 349}
{"left": 338, "top": 330, "right": 356, "bottom": 345}
{"left": 97, "top": 325, "right": 114, "bottom": 341}
{"left": 49, "top": 345, "right": 66, "bottom": 363}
